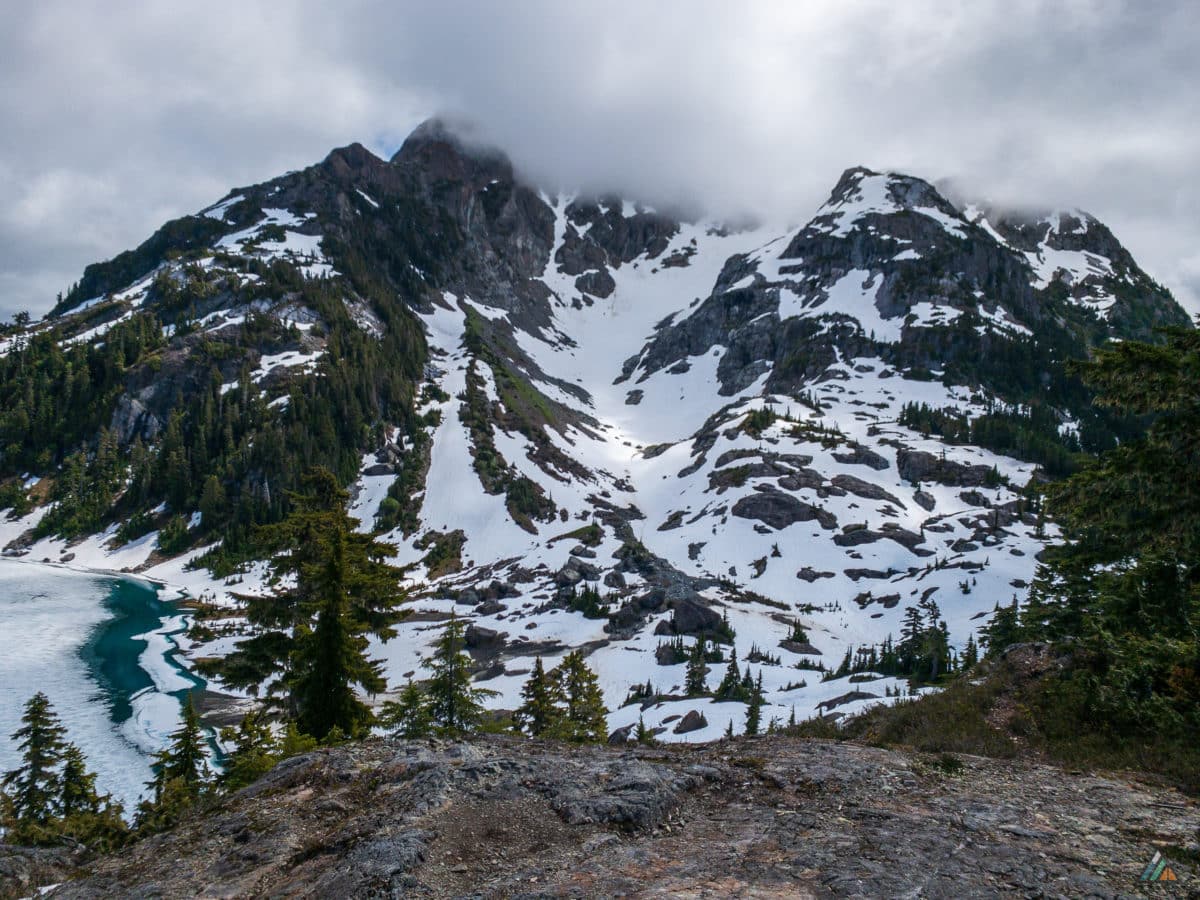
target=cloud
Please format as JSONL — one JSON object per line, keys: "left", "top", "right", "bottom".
{"left": 1, "top": 0, "right": 1197, "bottom": 318}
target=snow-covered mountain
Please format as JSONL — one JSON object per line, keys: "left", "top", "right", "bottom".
{"left": 1, "top": 119, "right": 1191, "bottom": 740}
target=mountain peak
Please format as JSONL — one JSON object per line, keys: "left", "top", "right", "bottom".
{"left": 321, "top": 141, "right": 384, "bottom": 175}
{"left": 390, "top": 117, "right": 512, "bottom": 179}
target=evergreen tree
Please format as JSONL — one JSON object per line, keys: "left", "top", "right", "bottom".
{"left": 1027, "top": 327, "right": 1200, "bottom": 736}
{"left": 715, "top": 649, "right": 742, "bottom": 700}
{"left": 549, "top": 651, "right": 609, "bottom": 742}
{"left": 138, "top": 696, "right": 211, "bottom": 833}
{"left": 961, "top": 634, "right": 980, "bottom": 670}
{"left": 288, "top": 529, "right": 385, "bottom": 739}
{"left": 514, "top": 657, "right": 563, "bottom": 737}
{"left": 685, "top": 638, "right": 709, "bottom": 696}
{"left": 157, "top": 695, "right": 210, "bottom": 796}
{"left": 744, "top": 675, "right": 763, "bottom": 737}
{"left": 219, "top": 710, "right": 278, "bottom": 792}
{"left": 635, "top": 714, "right": 655, "bottom": 745}
{"left": 379, "top": 679, "right": 434, "bottom": 738}
{"left": 57, "top": 745, "right": 127, "bottom": 850}
{"left": 424, "top": 615, "right": 496, "bottom": 734}
{"left": 58, "top": 745, "right": 102, "bottom": 819}
{"left": 981, "top": 597, "right": 1022, "bottom": 656}
{"left": 215, "top": 467, "right": 407, "bottom": 732}
{"left": 2, "top": 693, "right": 67, "bottom": 832}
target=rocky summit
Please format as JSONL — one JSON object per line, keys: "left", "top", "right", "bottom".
{"left": 0, "top": 118, "right": 1193, "bottom": 736}
{"left": 3, "top": 734, "right": 1195, "bottom": 898}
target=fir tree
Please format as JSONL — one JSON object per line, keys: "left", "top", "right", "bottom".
{"left": 635, "top": 714, "right": 655, "bottom": 745}
{"left": 425, "top": 615, "right": 496, "bottom": 734}
{"left": 981, "top": 597, "right": 1022, "bottom": 656}
{"left": 215, "top": 467, "right": 407, "bottom": 733}
{"left": 685, "top": 638, "right": 709, "bottom": 696}
{"left": 157, "top": 695, "right": 210, "bottom": 796}
{"left": 2, "top": 693, "right": 67, "bottom": 831}
{"left": 138, "top": 696, "right": 211, "bottom": 833}
{"left": 514, "top": 657, "right": 562, "bottom": 737}
{"left": 1027, "top": 327, "right": 1200, "bottom": 738}
{"left": 288, "top": 529, "right": 385, "bottom": 740}
{"left": 379, "top": 679, "right": 434, "bottom": 738}
{"left": 715, "top": 649, "right": 744, "bottom": 701}
{"left": 744, "top": 682, "right": 763, "bottom": 737}
{"left": 57, "top": 745, "right": 127, "bottom": 850}
{"left": 549, "top": 651, "right": 609, "bottom": 742}
{"left": 58, "top": 745, "right": 102, "bottom": 819}
{"left": 219, "top": 710, "right": 278, "bottom": 792}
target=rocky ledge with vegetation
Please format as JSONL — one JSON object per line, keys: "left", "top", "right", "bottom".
{"left": 2, "top": 729, "right": 1196, "bottom": 899}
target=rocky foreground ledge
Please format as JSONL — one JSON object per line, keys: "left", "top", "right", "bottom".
{"left": 6, "top": 735, "right": 1198, "bottom": 898}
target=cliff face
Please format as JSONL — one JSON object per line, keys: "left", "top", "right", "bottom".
{"left": 11, "top": 734, "right": 1196, "bottom": 898}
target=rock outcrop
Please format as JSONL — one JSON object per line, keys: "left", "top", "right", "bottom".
{"left": 20, "top": 735, "right": 1199, "bottom": 898}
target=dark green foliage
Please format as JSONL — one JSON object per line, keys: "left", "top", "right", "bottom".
{"left": 156, "top": 513, "right": 192, "bottom": 555}
{"left": 822, "top": 606, "right": 957, "bottom": 686}
{"left": 1, "top": 693, "right": 127, "bottom": 849}
{"left": 288, "top": 528, "right": 387, "bottom": 740}
{"left": 417, "top": 529, "right": 464, "bottom": 578}
{"left": 0, "top": 314, "right": 164, "bottom": 481}
{"left": 685, "top": 639, "right": 709, "bottom": 696}
{"left": 566, "top": 584, "right": 609, "bottom": 619}
{"left": 898, "top": 400, "right": 1081, "bottom": 477}
{"left": 219, "top": 710, "right": 279, "bottom": 792}
{"left": 743, "top": 407, "right": 776, "bottom": 438}
{"left": 1016, "top": 327, "right": 1200, "bottom": 742}
{"left": 211, "top": 468, "right": 408, "bottom": 735}
{"left": 744, "top": 673, "right": 764, "bottom": 736}
{"left": 714, "top": 650, "right": 752, "bottom": 702}
{"left": 378, "top": 679, "right": 434, "bottom": 738}
{"left": 0, "top": 479, "right": 31, "bottom": 517}
{"left": 55, "top": 215, "right": 231, "bottom": 314}
{"left": 422, "top": 615, "right": 498, "bottom": 735}
{"left": 513, "top": 657, "right": 563, "bottom": 737}
{"left": 547, "top": 651, "right": 609, "bottom": 742}
{"left": 2, "top": 693, "right": 67, "bottom": 832}
{"left": 137, "top": 695, "right": 211, "bottom": 833}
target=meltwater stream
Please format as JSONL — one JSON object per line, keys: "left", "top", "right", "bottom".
{"left": 0, "top": 560, "right": 205, "bottom": 812}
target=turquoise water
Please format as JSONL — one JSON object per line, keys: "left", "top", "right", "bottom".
{"left": 0, "top": 560, "right": 209, "bottom": 809}
{"left": 80, "top": 576, "right": 204, "bottom": 722}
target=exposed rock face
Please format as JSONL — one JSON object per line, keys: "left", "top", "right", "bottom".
{"left": 732, "top": 488, "right": 838, "bottom": 530}
{"left": 26, "top": 735, "right": 1200, "bottom": 898}
{"left": 896, "top": 449, "right": 996, "bottom": 487}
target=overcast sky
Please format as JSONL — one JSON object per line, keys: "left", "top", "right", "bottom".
{"left": 2, "top": 0, "right": 1198, "bottom": 319}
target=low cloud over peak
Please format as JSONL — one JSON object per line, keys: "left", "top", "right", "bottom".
{"left": 2, "top": 0, "right": 1197, "bottom": 317}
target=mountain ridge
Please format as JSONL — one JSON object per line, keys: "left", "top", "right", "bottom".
{"left": 1, "top": 118, "right": 1193, "bottom": 744}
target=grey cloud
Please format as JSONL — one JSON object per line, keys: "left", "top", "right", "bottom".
{"left": 2, "top": 0, "right": 1197, "bottom": 318}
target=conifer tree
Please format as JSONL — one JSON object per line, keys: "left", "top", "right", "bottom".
{"left": 514, "top": 657, "right": 562, "bottom": 737}
{"left": 549, "top": 651, "right": 609, "bottom": 742}
{"left": 378, "top": 678, "right": 434, "bottom": 738}
{"left": 57, "top": 745, "right": 127, "bottom": 850}
{"left": 138, "top": 695, "right": 211, "bottom": 833}
{"left": 288, "top": 529, "right": 385, "bottom": 739}
{"left": 157, "top": 695, "right": 210, "bottom": 797}
{"left": 715, "top": 649, "right": 742, "bottom": 700}
{"left": 635, "top": 714, "right": 655, "bottom": 745}
{"left": 219, "top": 710, "right": 278, "bottom": 792}
{"left": 424, "top": 615, "right": 496, "bottom": 734}
{"left": 58, "top": 745, "right": 102, "bottom": 819}
{"left": 2, "top": 693, "right": 67, "bottom": 831}
{"left": 744, "top": 672, "right": 763, "bottom": 736}
{"left": 216, "top": 467, "right": 407, "bottom": 733}
{"left": 685, "top": 638, "right": 709, "bottom": 696}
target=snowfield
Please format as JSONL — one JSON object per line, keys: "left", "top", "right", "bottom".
{"left": 2, "top": 168, "right": 1116, "bottom": 752}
